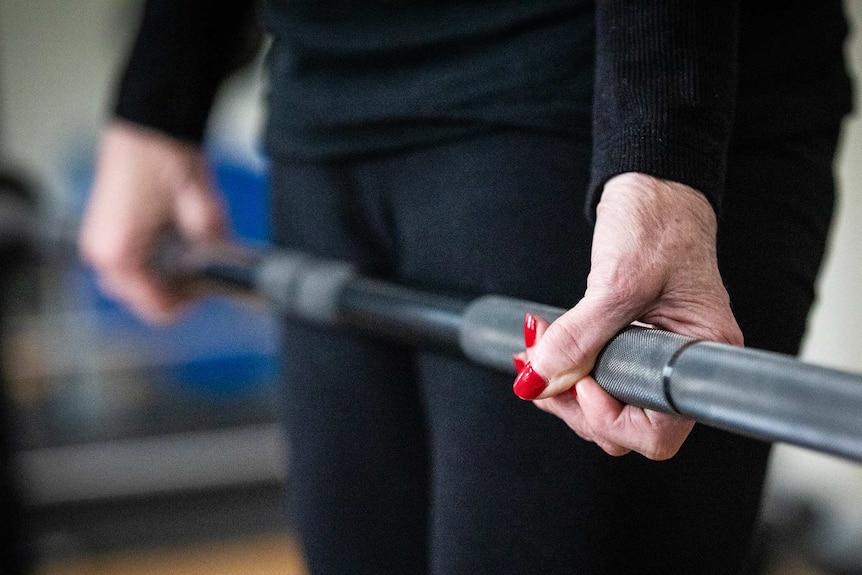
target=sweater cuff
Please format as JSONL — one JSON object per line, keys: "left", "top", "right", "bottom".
{"left": 587, "top": 123, "right": 728, "bottom": 220}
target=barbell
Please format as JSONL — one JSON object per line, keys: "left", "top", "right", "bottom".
{"left": 3, "top": 187, "right": 862, "bottom": 463}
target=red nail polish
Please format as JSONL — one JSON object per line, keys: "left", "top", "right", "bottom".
{"left": 524, "top": 313, "right": 537, "bottom": 348}
{"left": 513, "top": 355, "right": 526, "bottom": 373}
{"left": 570, "top": 386, "right": 578, "bottom": 399}
{"left": 513, "top": 362, "right": 547, "bottom": 400}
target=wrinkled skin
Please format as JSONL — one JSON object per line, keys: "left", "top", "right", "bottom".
{"left": 516, "top": 173, "right": 743, "bottom": 460}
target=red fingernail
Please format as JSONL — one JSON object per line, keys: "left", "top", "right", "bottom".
{"left": 513, "top": 355, "right": 526, "bottom": 373}
{"left": 570, "top": 386, "right": 578, "bottom": 399}
{"left": 513, "top": 362, "right": 547, "bottom": 400}
{"left": 524, "top": 313, "right": 537, "bottom": 348}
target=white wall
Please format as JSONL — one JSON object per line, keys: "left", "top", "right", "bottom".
{"left": 763, "top": 0, "right": 862, "bottom": 566}
{"left": 0, "top": 0, "right": 139, "bottom": 211}
{"left": 804, "top": 0, "right": 862, "bottom": 374}
{"left": 0, "top": 0, "right": 264, "bottom": 208}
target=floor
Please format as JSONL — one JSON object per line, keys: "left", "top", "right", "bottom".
{"left": 34, "top": 538, "right": 836, "bottom": 575}
{"left": 35, "top": 533, "right": 308, "bottom": 575}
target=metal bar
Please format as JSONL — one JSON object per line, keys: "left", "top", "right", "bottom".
{"left": 337, "top": 279, "right": 468, "bottom": 350}
{"left": 168, "top": 241, "right": 862, "bottom": 463}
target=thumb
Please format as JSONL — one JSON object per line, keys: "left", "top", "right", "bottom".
{"left": 515, "top": 289, "right": 635, "bottom": 400}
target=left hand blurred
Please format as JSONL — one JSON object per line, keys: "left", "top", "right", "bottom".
{"left": 79, "top": 121, "right": 229, "bottom": 323}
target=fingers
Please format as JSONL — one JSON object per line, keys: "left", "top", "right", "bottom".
{"left": 174, "top": 175, "right": 230, "bottom": 243}
{"left": 534, "top": 377, "right": 692, "bottom": 460}
{"left": 97, "top": 268, "right": 178, "bottom": 324}
{"left": 574, "top": 377, "right": 692, "bottom": 460}
{"left": 533, "top": 391, "right": 632, "bottom": 458}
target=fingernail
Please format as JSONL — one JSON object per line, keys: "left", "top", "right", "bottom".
{"left": 524, "top": 313, "right": 537, "bottom": 348}
{"left": 513, "top": 355, "right": 526, "bottom": 373}
{"left": 513, "top": 362, "right": 548, "bottom": 400}
{"left": 570, "top": 386, "right": 578, "bottom": 399}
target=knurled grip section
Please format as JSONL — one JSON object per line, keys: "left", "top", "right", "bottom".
{"left": 592, "top": 326, "right": 698, "bottom": 413}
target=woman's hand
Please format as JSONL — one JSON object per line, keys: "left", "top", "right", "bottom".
{"left": 512, "top": 173, "right": 743, "bottom": 460}
{"left": 79, "top": 121, "right": 229, "bottom": 322}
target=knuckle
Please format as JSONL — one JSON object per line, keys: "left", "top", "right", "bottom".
{"left": 597, "top": 440, "right": 630, "bottom": 457}
{"left": 97, "top": 246, "right": 133, "bottom": 273}
{"left": 196, "top": 199, "right": 224, "bottom": 226}
{"left": 560, "top": 416, "right": 596, "bottom": 443}
{"left": 644, "top": 441, "right": 680, "bottom": 461}
{"left": 589, "top": 404, "right": 627, "bottom": 436}
{"left": 640, "top": 415, "right": 690, "bottom": 460}
{"left": 573, "top": 427, "right": 596, "bottom": 443}
{"left": 606, "top": 275, "right": 639, "bottom": 307}
{"left": 589, "top": 267, "right": 643, "bottom": 309}
{"left": 81, "top": 229, "right": 144, "bottom": 274}
{"left": 543, "top": 321, "right": 590, "bottom": 369}
{"left": 79, "top": 235, "right": 117, "bottom": 269}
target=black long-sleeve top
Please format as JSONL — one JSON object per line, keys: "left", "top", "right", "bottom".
{"left": 114, "top": 0, "right": 853, "bottom": 216}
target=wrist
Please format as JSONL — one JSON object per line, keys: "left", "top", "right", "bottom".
{"left": 599, "top": 172, "right": 717, "bottom": 235}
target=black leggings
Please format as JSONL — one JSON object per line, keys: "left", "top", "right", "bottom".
{"left": 270, "top": 128, "right": 838, "bottom": 574}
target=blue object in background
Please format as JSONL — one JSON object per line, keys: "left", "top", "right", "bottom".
{"left": 214, "top": 156, "right": 270, "bottom": 243}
